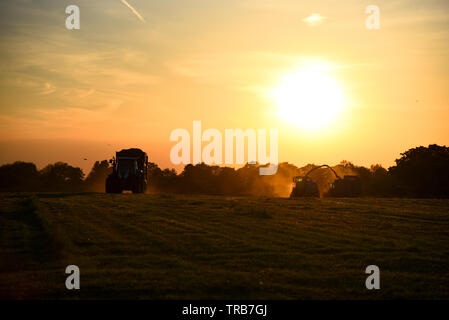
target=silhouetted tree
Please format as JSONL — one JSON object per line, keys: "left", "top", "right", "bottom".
{"left": 1, "top": 144, "right": 448, "bottom": 198}
{"left": 217, "top": 167, "right": 244, "bottom": 195}
{"left": 40, "top": 162, "right": 84, "bottom": 192}
{"left": 147, "top": 162, "right": 178, "bottom": 193}
{"left": 389, "top": 144, "right": 449, "bottom": 198}
{"left": 178, "top": 163, "right": 221, "bottom": 194}
{"left": 0, "top": 161, "right": 40, "bottom": 191}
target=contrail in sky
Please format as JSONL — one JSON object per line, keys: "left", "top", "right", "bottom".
{"left": 120, "top": 0, "right": 146, "bottom": 23}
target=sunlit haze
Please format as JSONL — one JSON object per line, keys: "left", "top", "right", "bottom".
{"left": 1, "top": 0, "right": 449, "bottom": 174}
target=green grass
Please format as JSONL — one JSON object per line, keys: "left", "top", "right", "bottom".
{"left": 1, "top": 193, "right": 448, "bottom": 299}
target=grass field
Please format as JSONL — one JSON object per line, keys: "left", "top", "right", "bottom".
{"left": 0, "top": 192, "right": 448, "bottom": 299}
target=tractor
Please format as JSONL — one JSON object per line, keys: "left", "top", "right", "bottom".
{"left": 290, "top": 164, "right": 362, "bottom": 198}
{"left": 106, "top": 148, "right": 149, "bottom": 194}
{"left": 290, "top": 175, "right": 320, "bottom": 197}
{"left": 326, "top": 175, "right": 362, "bottom": 197}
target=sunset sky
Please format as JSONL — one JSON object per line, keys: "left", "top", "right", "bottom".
{"left": 1, "top": 0, "right": 448, "bottom": 174}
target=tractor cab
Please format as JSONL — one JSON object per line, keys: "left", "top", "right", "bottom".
{"left": 115, "top": 157, "right": 138, "bottom": 179}
{"left": 290, "top": 175, "right": 320, "bottom": 197}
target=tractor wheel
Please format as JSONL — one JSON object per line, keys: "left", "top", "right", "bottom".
{"left": 132, "top": 181, "right": 146, "bottom": 194}
{"left": 106, "top": 176, "right": 121, "bottom": 193}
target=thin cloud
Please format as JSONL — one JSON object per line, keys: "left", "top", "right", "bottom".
{"left": 302, "top": 13, "right": 326, "bottom": 26}
{"left": 39, "top": 82, "right": 56, "bottom": 95}
{"left": 120, "top": 0, "right": 146, "bottom": 23}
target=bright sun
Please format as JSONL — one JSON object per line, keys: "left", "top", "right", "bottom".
{"left": 271, "top": 63, "right": 345, "bottom": 130}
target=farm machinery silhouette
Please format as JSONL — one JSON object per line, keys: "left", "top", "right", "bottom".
{"left": 106, "top": 148, "right": 149, "bottom": 194}
{"left": 290, "top": 164, "right": 361, "bottom": 198}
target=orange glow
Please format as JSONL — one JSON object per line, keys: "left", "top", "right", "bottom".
{"left": 1, "top": 1, "right": 449, "bottom": 173}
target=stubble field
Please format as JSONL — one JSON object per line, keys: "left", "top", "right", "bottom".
{"left": 1, "top": 193, "right": 448, "bottom": 299}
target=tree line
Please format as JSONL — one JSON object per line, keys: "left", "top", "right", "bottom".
{"left": 1, "top": 144, "right": 448, "bottom": 198}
